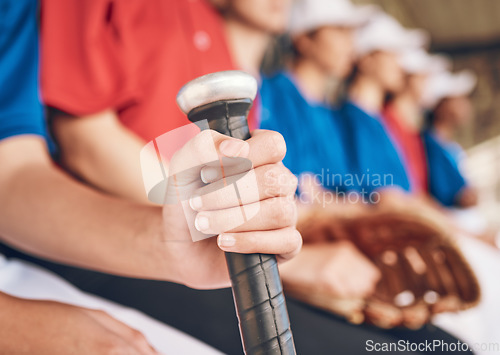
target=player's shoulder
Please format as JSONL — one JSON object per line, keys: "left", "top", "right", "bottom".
{"left": 261, "top": 71, "right": 294, "bottom": 90}
{"left": 261, "top": 71, "right": 310, "bottom": 111}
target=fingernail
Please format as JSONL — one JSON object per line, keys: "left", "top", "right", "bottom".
{"left": 194, "top": 214, "right": 210, "bottom": 232}
{"left": 218, "top": 234, "right": 236, "bottom": 248}
{"left": 200, "top": 166, "right": 219, "bottom": 183}
{"left": 219, "top": 140, "right": 249, "bottom": 157}
{"left": 189, "top": 195, "right": 202, "bottom": 210}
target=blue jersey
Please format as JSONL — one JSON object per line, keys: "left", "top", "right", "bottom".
{"left": 335, "top": 101, "right": 411, "bottom": 193}
{"left": 260, "top": 72, "right": 349, "bottom": 191}
{"left": 260, "top": 72, "right": 411, "bottom": 197}
{"left": 428, "top": 129, "right": 465, "bottom": 167}
{"left": 0, "top": 0, "right": 47, "bottom": 142}
{"left": 422, "top": 131, "right": 467, "bottom": 207}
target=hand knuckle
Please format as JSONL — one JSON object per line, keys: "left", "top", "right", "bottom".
{"left": 292, "top": 229, "right": 303, "bottom": 250}
{"left": 131, "top": 329, "right": 146, "bottom": 341}
{"left": 269, "top": 132, "right": 287, "bottom": 161}
{"left": 283, "top": 228, "right": 302, "bottom": 253}
{"left": 262, "top": 165, "right": 281, "bottom": 196}
{"left": 273, "top": 200, "right": 295, "bottom": 225}
{"left": 287, "top": 200, "right": 298, "bottom": 225}
{"left": 324, "top": 279, "right": 340, "bottom": 295}
{"left": 277, "top": 166, "right": 297, "bottom": 193}
{"left": 269, "top": 199, "right": 283, "bottom": 220}
{"left": 101, "top": 340, "right": 127, "bottom": 355}
{"left": 264, "top": 164, "right": 279, "bottom": 180}
{"left": 288, "top": 172, "right": 299, "bottom": 194}
{"left": 94, "top": 309, "right": 108, "bottom": 317}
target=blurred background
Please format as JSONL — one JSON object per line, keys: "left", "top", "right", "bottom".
{"left": 350, "top": 0, "right": 500, "bottom": 228}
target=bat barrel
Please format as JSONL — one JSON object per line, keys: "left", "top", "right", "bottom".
{"left": 178, "top": 71, "right": 295, "bottom": 355}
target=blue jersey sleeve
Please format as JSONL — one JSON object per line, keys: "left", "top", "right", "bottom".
{"left": 338, "top": 101, "right": 411, "bottom": 194}
{"left": 260, "top": 73, "right": 350, "bottom": 184}
{"left": 260, "top": 73, "right": 307, "bottom": 175}
{"left": 0, "top": 0, "right": 45, "bottom": 141}
{"left": 423, "top": 132, "right": 468, "bottom": 207}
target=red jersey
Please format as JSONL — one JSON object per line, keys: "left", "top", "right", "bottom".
{"left": 41, "top": 0, "right": 257, "bottom": 142}
{"left": 383, "top": 105, "right": 428, "bottom": 193}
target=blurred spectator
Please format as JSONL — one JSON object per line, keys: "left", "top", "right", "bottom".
{"left": 212, "top": 0, "right": 290, "bottom": 78}
{"left": 339, "top": 12, "right": 428, "bottom": 195}
{"left": 383, "top": 49, "right": 451, "bottom": 194}
{"left": 260, "top": 0, "right": 377, "bottom": 195}
{"left": 422, "top": 70, "right": 479, "bottom": 208}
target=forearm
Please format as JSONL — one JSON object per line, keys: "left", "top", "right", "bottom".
{"left": 0, "top": 163, "right": 171, "bottom": 278}
{"left": 52, "top": 110, "right": 151, "bottom": 204}
{"left": 0, "top": 138, "right": 173, "bottom": 280}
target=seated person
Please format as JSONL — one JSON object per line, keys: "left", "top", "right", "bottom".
{"left": 422, "top": 70, "right": 479, "bottom": 208}
{"left": 340, "top": 12, "right": 430, "bottom": 195}
{"left": 421, "top": 70, "right": 500, "bottom": 243}
{"left": 0, "top": 0, "right": 301, "bottom": 353}
{"left": 383, "top": 49, "right": 451, "bottom": 195}
{"left": 259, "top": 0, "right": 372, "bottom": 196}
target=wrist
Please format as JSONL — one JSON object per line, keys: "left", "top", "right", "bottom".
{"left": 129, "top": 205, "right": 175, "bottom": 280}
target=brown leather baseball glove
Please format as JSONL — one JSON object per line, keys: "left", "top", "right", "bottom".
{"left": 285, "top": 206, "right": 481, "bottom": 329}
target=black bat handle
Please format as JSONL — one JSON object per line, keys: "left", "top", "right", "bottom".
{"left": 188, "top": 99, "right": 296, "bottom": 355}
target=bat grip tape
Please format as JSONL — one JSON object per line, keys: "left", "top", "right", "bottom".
{"left": 188, "top": 99, "right": 295, "bottom": 355}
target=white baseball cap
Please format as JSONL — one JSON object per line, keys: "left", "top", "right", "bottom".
{"left": 355, "top": 12, "right": 429, "bottom": 57}
{"left": 399, "top": 49, "right": 451, "bottom": 75}
{"left": 422, "top": 70, "right": 477, "bottom": 109}
{"left": 289, "top": 0, "right": 380, "bottom": 36}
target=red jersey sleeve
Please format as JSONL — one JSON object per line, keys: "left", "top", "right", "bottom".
{"left": 40, "top": 0, "right": 255, "bottom": 140}
{"left": 41, "top": 0, "right": 139, "bottom": 115}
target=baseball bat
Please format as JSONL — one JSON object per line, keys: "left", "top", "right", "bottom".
{"left": 177, "top": 71, "right": 296, "bottom": 355}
